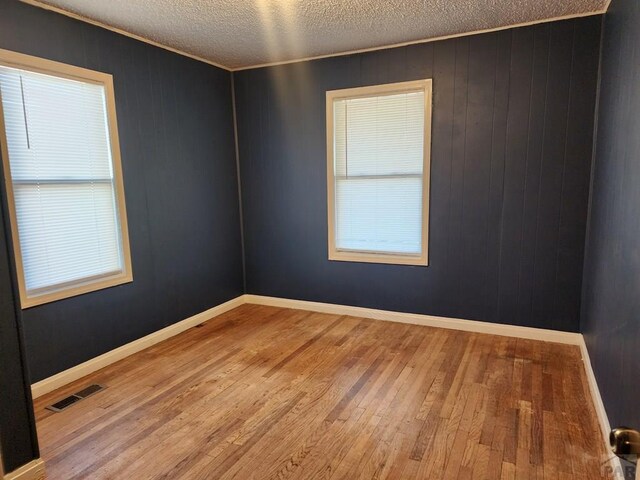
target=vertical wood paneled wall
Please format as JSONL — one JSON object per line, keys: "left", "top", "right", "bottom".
{"left": 235, "top": 16, "right": 602, "bottom": 332}
{"left": 581, "top": 0, "right": 640, "bottom": 432}
{"left": 0, "top": 0, "right": 244, "bottom": 382}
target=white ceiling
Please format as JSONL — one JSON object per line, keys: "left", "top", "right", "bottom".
{"left": 26, "top": 0, "right": 608, "bottom": 70}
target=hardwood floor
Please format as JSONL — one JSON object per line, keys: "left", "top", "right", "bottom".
{"left": 34, "top": 304, "right": 609, "bottom": 479}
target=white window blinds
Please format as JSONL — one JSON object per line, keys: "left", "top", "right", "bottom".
{"left": 330, "top": 84, "right": 429, "bottom": 262}
{"left": 0, "top": 65, "right": 127, "bottom": 299}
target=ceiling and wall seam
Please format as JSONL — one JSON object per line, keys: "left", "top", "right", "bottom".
{"left": 233, "top": 11, "right": 607, "bottom": 71}
{"left": 21, "top": 0, "right": 608, "bottom": 72}
{"left": 19, "top": 0, "right": 232, "bottom": 71}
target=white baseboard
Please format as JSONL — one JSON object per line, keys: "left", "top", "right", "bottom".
{"left": 29, "top": 293, "right": 618, "bottom": 475}
{"left": 5, "top": 459, "right": 45, "bottom": 480}
{"left": 579, "top": 337, "right": 612, "bottom": 448}
{"left": 247, "top": 295, "right": 623, "bottom": 473}
{"left": 578, "top": 337, "right": 624, "bottom": 477}
{"left": 244, "top": 294, "right": 582, "bottom": 345}
{"left": 30, "top": 296, "right": 245, "bottom": 399}
{"left": 32, "top": 294, "right": 582, "bottom": 400}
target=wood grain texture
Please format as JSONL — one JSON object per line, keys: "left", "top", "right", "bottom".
{"left": 34, "top": 305, "right": 610, "bottom": 479}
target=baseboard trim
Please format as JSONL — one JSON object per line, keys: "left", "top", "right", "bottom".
{"left": 244, "top": 294, "right": 582, "bottom": 345}
{"left": 32, "top": 294, "right": 582, "bottom": 399}
{"left": 5, "top": 459, "right": 45, "bottom": 480}
{"left": 579, "top": 337, "right": 612, "bottom": 446}
{"left": 247, "top": 295, "right": 622, "bottom": 472}
{"left": 29, "top": 293, "right": 616, "bottom": 474}
{"left": 30, "top": 293, "right": 587, "bottom": 393}
{"left": 578, "top": 337, "right": 623, "bottom": 476}
{"left": 30, "top": 296, "right": 245, "bottom": 398}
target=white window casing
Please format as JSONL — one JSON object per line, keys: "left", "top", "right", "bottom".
{"left": 0, "top": 49, "right": 132, "bottom": 308}
{"left": 326, "top": 79, "right": 432, "bottom": 266}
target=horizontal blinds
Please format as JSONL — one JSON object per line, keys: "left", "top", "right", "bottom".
{"left": 0, "top": 65, "right": 124, "bottom": 294}
{"left": 333, "top": 90, "right": 425, "bottom": 255}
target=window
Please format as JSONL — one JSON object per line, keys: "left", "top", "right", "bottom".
{"left": 0, "top": 49, "right": 132, "bottom": 308}
{"left": 326, "top": 79, "right": 432, "bottom": 266}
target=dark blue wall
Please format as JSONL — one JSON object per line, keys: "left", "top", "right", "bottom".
{"left": 234, "top": 17, "right": 601, "bottom": 332}
{"left": 0, "top": 0, "right": 244, "bottom": 383}
{"left": 0, "top": 1, "right": 611, "bottom": 474}
{"left": 0, "top": 171, "right": 39, "bottom": 473}
{"left": 581, "top": 0, "right": 640, "bottom": 431}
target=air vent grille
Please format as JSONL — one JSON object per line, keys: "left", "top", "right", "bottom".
{"left": 46, "top": 384, "right": 106, "bottom": 412}
{"left": 75, "top": 384, "right": 104, "bottom": 398}
{"left": 47, "top": 395, "right": 81, "bottom": 412}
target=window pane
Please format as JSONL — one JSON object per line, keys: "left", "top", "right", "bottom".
{"left": 334, "top": 91, "right": 424, "bottom": 177}
{"left": 331, "top": 84, "right": 427, "bottom": 260}
{"left": 335, "top": 176, "right": 422, "bottom": 254}
{"left": 0, "top": 68, "right": 113, "bottom": 181}
{"left": 0, "top": 62, "right": 127, "bottom": 299}
{"left": 13, "top": 183, "right": 122, "bottom": 292}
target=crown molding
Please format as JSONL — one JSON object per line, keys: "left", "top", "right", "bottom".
{"left": 233, "top": 10, "right": 607, "bottom": 71}
{"left": 19, "top": 0, "right": 231, "bottom": 71}
{"left": 21, "top": 0, "right": 608, "bottom": 72}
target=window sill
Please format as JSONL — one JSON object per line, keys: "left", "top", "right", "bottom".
{"left": 329, "top": 250, "right": 428, "bottom": 266}
{"left": 20, "top": 272, "right": 133, "bottom": 309}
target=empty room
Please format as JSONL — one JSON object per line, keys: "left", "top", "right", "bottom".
{"left": 0, "top": 0, "right": 638, "bottom": 478}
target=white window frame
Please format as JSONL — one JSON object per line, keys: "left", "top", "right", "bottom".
{"left": 326, "top": 79, "right": 432, "bottom": 266}
{"left": 0, "top": 48, "right": 133, "bottom": 308}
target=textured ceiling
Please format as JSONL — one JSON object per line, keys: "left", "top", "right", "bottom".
{"left": 28, "top": 0, "right": 607, "bottom": 70}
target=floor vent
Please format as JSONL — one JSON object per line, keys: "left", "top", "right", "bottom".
{"left": 46, "top": 384, "right": 106, "bottom": 412}
{"left": 75, "top": 384, "right": 105, "bottom": 398}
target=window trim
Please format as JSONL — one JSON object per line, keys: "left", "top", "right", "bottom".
{"left": 326, "top": 79, "right": 433, "bottom": 266}
{"left": 0, "top": 48, "right": 133, "bottom": 308}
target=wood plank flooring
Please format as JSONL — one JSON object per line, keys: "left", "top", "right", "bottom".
{"left": 34, "top": 304, "right": 610, "bottom": 479}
